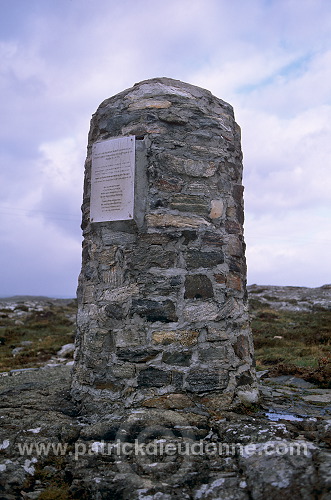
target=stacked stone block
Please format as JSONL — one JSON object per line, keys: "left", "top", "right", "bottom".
{"left": 72, "top": 78, "right": 258, "bottom": 413}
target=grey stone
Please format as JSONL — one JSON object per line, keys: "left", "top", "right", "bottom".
{"left": 132, "top": 246, "right": 177, "bottom": 270}
{"left": 131, "top": 299, "right": 178, "bottom": 323}
{"left": 167, "top": 155, "right": 218, "bottom": 178}
{"left": 266, "top": 375, "right": 318, "bottom": 389}
{"left": 116, "top": 348, "right": 160, "bottom": 363}
{"left": 57, "top": 343, "right": 75, "bottom": 357}
{"left": 183, "top": 301, "right": 219, "bottom": 322}
{"left": 162, "top": 351, "right": 191, "bottom": 366}
{"left": 11, "top": 347, "right": 24, "bottom": 356}
{"left": 247, "top": 283, "right": 331, "bottom": 312}
{"left": 315, "top": 450, "right": 331, "bottom": 492}
{"left": 185, "top": 250, "right": 224, "bottom": 269}
{"left": 185, "top": 369, "right": 228, "bottom": 392}
{"left": 171, "top": 370, "right": 184, "bottom": 388}
{"left": 238, "top": 441, "right": 318, "bottom": 500}
{"left": 199, "top": 345, "right": 227, "bottom": 362}
{"left": 137, "top": 367, "right": 171, "bottom": 387}
{"left": 146, "top": 213, "right": 211, "bottom": 229}
{"left": 181, "top": 230, "right": 198, "bottom": 244}
{"left": 104, "top": 303, "right": 124, "bottom": 320}
{"left": 229, "top": 257, "right": 242, "bottom": 273}
{"left": 302, "top": 394, "right": 331, "bottom": 404}
{"left": 138, "top": 274, "right": 183, "bottom": 296}
{"left": 158, "top": 110, "right": 189, "bottom": 125}
{"left": 193, "top": 477, "right": 249, "bottom": 500}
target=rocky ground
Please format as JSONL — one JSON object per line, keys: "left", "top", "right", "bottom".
{"left": 0, "top": 286, "right": 330, "bottom": 499}
{"left": 248, "top": 283, "right": 331, "bottom": 312}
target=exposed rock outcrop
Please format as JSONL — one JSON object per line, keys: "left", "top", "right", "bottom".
{"left": 0, "top": 364, "right": 330, "bottom": 499}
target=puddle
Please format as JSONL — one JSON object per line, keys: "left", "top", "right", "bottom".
{"left": 265, "top": 411, "right": 304, "bottom": 422}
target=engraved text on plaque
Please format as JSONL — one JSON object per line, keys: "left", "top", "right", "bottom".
{"left": 90, "top": 136, "right": 135, "bottom": 222}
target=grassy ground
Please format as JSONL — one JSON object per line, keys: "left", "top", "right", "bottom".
{"left": 0, "top": 301, "right": 76, "bottom": 372}
{"left": 250, "top": 298, "right": 331, "bottom": 387}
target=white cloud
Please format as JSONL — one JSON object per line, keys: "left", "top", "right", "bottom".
{"left": 39, "top": 138, "right": 83, "bottom": 189}
{"left": 245, "top": 209, "right": 331, "bottom": 287}
{"left": 1, "top": 0, "right": 331, "bottom": 294}
{"left": 241, "top": 104, "right": 331, "bottom": 211}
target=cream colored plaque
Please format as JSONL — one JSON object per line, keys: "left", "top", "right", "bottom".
{"left": 90, "top": 136, "right": 135, "bottom": 222}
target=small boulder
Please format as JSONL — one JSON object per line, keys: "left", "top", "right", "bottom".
{"left": 57, "top": 343, "right": 75, "bottom": 358}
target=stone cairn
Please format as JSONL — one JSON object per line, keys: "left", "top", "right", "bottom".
{"left": 72, "top": 78, "right": 258, "bottom": 415}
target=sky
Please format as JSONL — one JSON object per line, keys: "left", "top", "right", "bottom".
{"left": 1, "top": 0, "right": 331, "bottom": 297}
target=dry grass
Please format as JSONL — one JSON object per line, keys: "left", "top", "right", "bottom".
{"left": 250, "top": 301, "right": 331, "bottom": 387}
{"left": 0, "top": 301, "right": 76, "bottom": 372}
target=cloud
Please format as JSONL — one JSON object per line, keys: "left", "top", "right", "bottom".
{"left": 245, "top": 209, "right": 331, "bottom": 287}
{"left": 241, "top": 104, "right": 331, "bottom": 212}
{"left": 1, "top": 0, "right": 331, "bottom": 294}
{"left": 0, "top": 208, "right": 81, "bottom": 297}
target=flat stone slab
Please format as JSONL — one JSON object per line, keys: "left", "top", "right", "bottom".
{"left": 302, "top": 393, "right": 331, "bottom": 404}
{"left": 265, "top": 375, "right": 318, "bottom": 389}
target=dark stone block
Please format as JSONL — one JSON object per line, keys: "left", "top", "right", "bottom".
{"left": 82, "top": 244, "right": 90, "bottom": 265}
{"left": 186, "top": 250, "right": 224, "bottom": 269}
{"left": 182, "top": 230, "right": 197, "bottom": 244}
{"left": 171, "top": 371, "right": 184, "bottom": 389}
{"left": 236, "top": 371, "right": 254, "bottom": 386}
{"left": 107, "top": 220, "right": 138, "bottom": 234}
{"left": 150, "top": 197, "right": 168, "bottom": 209}
{"left": 93, "top": 370, "right": 123, "bottom": 392}
{"left": 199, "top": 346, "right": 227, "bottom": 362}
{"left": 186, "top": 369, "right": 228, "bottom": 392}
{"left": 100, "top": 111, "right": 142, "bottom": 134}
{"left": 229, "top": 258, "right": 242, "bottom": 273}
{"left": 84, "top": 264, "right": 95, "bottom": 281}
{"left": 236, "top": 205, "right": 244, "bottom": 225}
{"left": 131, "top": 299, "right": 178, "bottom": 323}
{"left": 105, "top": 303, "right": 124, "bottom": 320}
{"left": 162, "top": 351, "right": 191, "bottom": 366}
{"left": 232, "top": 184, "right": 244, "bottom": 202}
{"left": 169, "top": 276, "right": 182, "bottom": 287}
{"left": 137, "top": 275, "right": 183, "bottom": 297}
{"left": 184, "top": 274, "right": 214, "bottom": 299}
{"left": 137, "top": 367, "right": 171, "bottom": 388}
{"left": 116, "top": 348, "right": 160, "bottom": 363}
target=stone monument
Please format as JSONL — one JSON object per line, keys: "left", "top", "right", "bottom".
{"left": 72, "top": 78, "right": 258, "bottom": 415}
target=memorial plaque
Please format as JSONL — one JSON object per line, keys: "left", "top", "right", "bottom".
{"left": 90, "top": 136, "right": 135, "bottom": 222}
